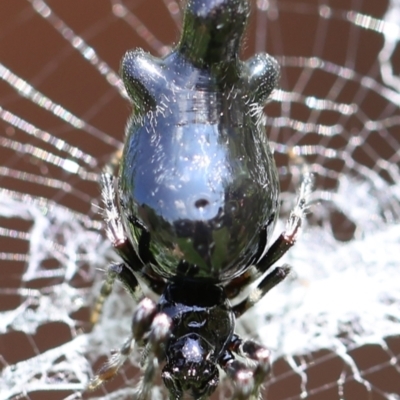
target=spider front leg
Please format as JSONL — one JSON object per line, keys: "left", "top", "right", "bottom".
{"left": 88, "top": 262, "right": 147, "bottom": 390}
{"left": 220, "top": 335, "right": 270, "bottom": 400}
{"left": 88, "top": 297, "right": 172, "bottom": 394}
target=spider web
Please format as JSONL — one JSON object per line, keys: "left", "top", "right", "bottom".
{"left": 0, "top": 0, "right": 399, "bottom": 399}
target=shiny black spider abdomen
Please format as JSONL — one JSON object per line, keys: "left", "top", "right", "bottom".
{"left": 89, "top": 0, "right": 313, "bottom": 398}
{"left": 118, "top": 3, "right": 280, "bottom": 282}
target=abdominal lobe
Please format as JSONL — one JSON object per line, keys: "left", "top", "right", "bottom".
{"left": 118, "top": 0, "right": 280, "bottom": 282}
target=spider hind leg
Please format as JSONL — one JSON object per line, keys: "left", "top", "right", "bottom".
{"left": 225, "top": 168, "right": 314, "bottom": 313}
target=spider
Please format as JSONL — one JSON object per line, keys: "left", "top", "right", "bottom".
{"left": 88, "top": 0, "right": 313, "bottom": 398}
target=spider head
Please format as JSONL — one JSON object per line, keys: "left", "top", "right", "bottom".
{"left": 162, "top": 333, "right": 219, "bottom": 399}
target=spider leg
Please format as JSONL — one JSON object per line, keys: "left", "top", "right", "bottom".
{"left": 136, "top": 356, "right": 159, "bottom": 400}
{"left": 232, "top": 264, "right": 291, "bottom": 317}
{"left": 88, "top": 297, "right": 172, "bottom": 392}
{"left": 101, "top": 172, "right": 164, "bottom": 292}
{"left": 87, "top": 332, "right": 135, "bottom": 391}
{"left": 91, "top": 172, "right": 165, "bottom": 324}
{"left": 225, "top": 169, "right": 313, "bottom": 300}
{"left": 135, "top": 313, "right": 172, "bottom": 399}
{"left": 220, "top": 334, "right": 270, "bottom": 400}
{"left": 255, "top": 168, "right": 313, "bottom": 274}
{"left": 90, "top": 262, "right": 143, "bottom": 325}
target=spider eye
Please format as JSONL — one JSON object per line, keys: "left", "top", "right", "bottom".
{"left": 162, "top": 333, "right": 219, "bottom": 397}
{"left": 162, "top": 361, "right": 219, "bottom": 399}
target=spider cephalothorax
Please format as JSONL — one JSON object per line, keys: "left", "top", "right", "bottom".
{"left": 88, "top": 0, "right": 312, "bottom": 398}
{"left": 159, "top": 281, "right": 233, "bottom": 398}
